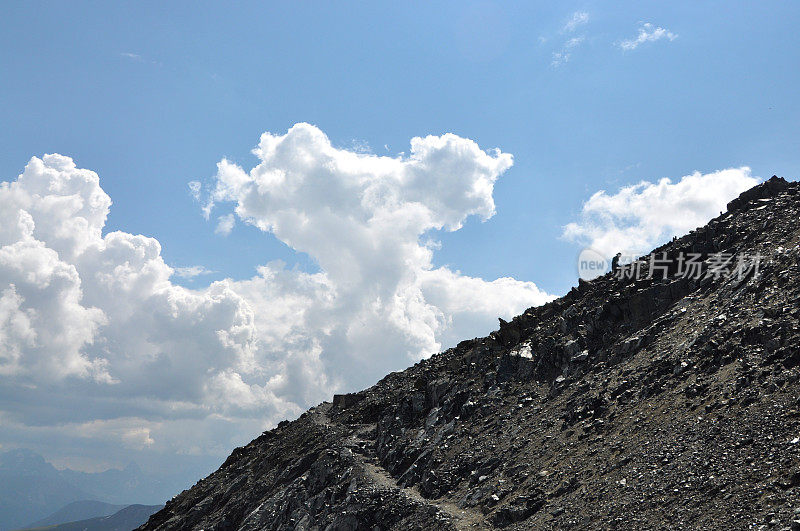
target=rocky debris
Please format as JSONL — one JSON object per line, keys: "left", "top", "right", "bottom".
{"left": 332, "top": 393, "right": 365, "bottom": 410}
{"left": 142, "top": 177, "right": 800, "bottom": 530}
{"left": 726, "top": 175, "right": 789, "bottom": 212}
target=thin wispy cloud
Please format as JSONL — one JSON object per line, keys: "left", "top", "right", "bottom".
{"left": 119, "top": 51, "right": 161, "bottom": 66}
{"left": 188, "top": 181, "right": 202, "bottom": 201}
{"left": 349, "top": 138, "right": 372, "bottom": 154}
{"left": 120, "top": 52, "right": 144, "bottom": 62}
{"left": 173, "top": 265, "right": 215, "bottom": 280}
{"left": 549, "top": 11, "right": 589, "bottom": 67}
{"left": 619, "top": 22, "right": 678, "bottom": 51}
{"left": 552, "top": 36, "right": 585, "bottom": 67}
{"left": 189, "top": 180, "right": 214, "bottom": 219}
{"left": 563, "top": 11, "right": 589, "bottom": 32}
{"left": 215, "top": 213, "right": 235, "bottom": 236}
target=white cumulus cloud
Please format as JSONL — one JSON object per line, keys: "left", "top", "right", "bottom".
{"left": 0, "top": 155, "right": 282, "bottom": 450}
{"left": 206, "top": 123, "right": 553, "bottom": 394}
{"left": 619, "top": 22, "right": 678, "bottom": 51}
{"left": 562, "top": 167, "right": 760, "bottom": 259}
{"left": 0, "top": 126, "right": 553, "bottom": 473}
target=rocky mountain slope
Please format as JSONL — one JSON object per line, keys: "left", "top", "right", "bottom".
{"left": 141, "top": 177, "right": 800, "bottom": 530}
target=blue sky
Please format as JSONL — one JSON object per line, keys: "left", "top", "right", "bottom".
{"left": 3, "top": 1, "right": 797, "bottom": 294}
{"left": 1, "top": 1, "right": 798, "bottom": 494}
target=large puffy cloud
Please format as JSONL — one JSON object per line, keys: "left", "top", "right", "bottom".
{"left": 562, "top": 167, "right": 760, "bottom": 259}
{"left": 0, "top": 155, "right": 291, "bottom": 449}
{"left": 208, "top": 123, "right": 553, "bottom": 396}
{"left": 0, "top": 126, "right": 552, "bottom": 478}
{"left": 0, "top": 157, "right": 108, "bottom": 382}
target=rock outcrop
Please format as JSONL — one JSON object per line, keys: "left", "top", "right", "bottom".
{"left": 141, "top": 177, "right": 800, "bottom": 530}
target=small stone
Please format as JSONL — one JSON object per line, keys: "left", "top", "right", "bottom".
{"left": 572, "top": 350, "right": 589, "bottom": 363}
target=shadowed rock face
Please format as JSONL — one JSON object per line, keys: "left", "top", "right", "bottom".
{"left": 141, "top": 176, "right": 800, "bottom": 530}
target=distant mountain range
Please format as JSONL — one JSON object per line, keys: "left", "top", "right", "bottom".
{"left": 21, "top": 501, "right": 125, "bottom": 529}
{"left": 0, "top": 449, "right": 172, "bottom": 530}
{"left": 19, "top": 504, "right": 162, "bottom": 531}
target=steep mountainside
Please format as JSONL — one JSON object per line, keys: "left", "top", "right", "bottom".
{"left": 142, "top": 177, "right": 800, "bottom": 530}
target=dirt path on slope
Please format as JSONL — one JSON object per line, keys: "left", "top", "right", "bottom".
{"left": 310, "top": 404, "right": 487, "bottom": 530}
